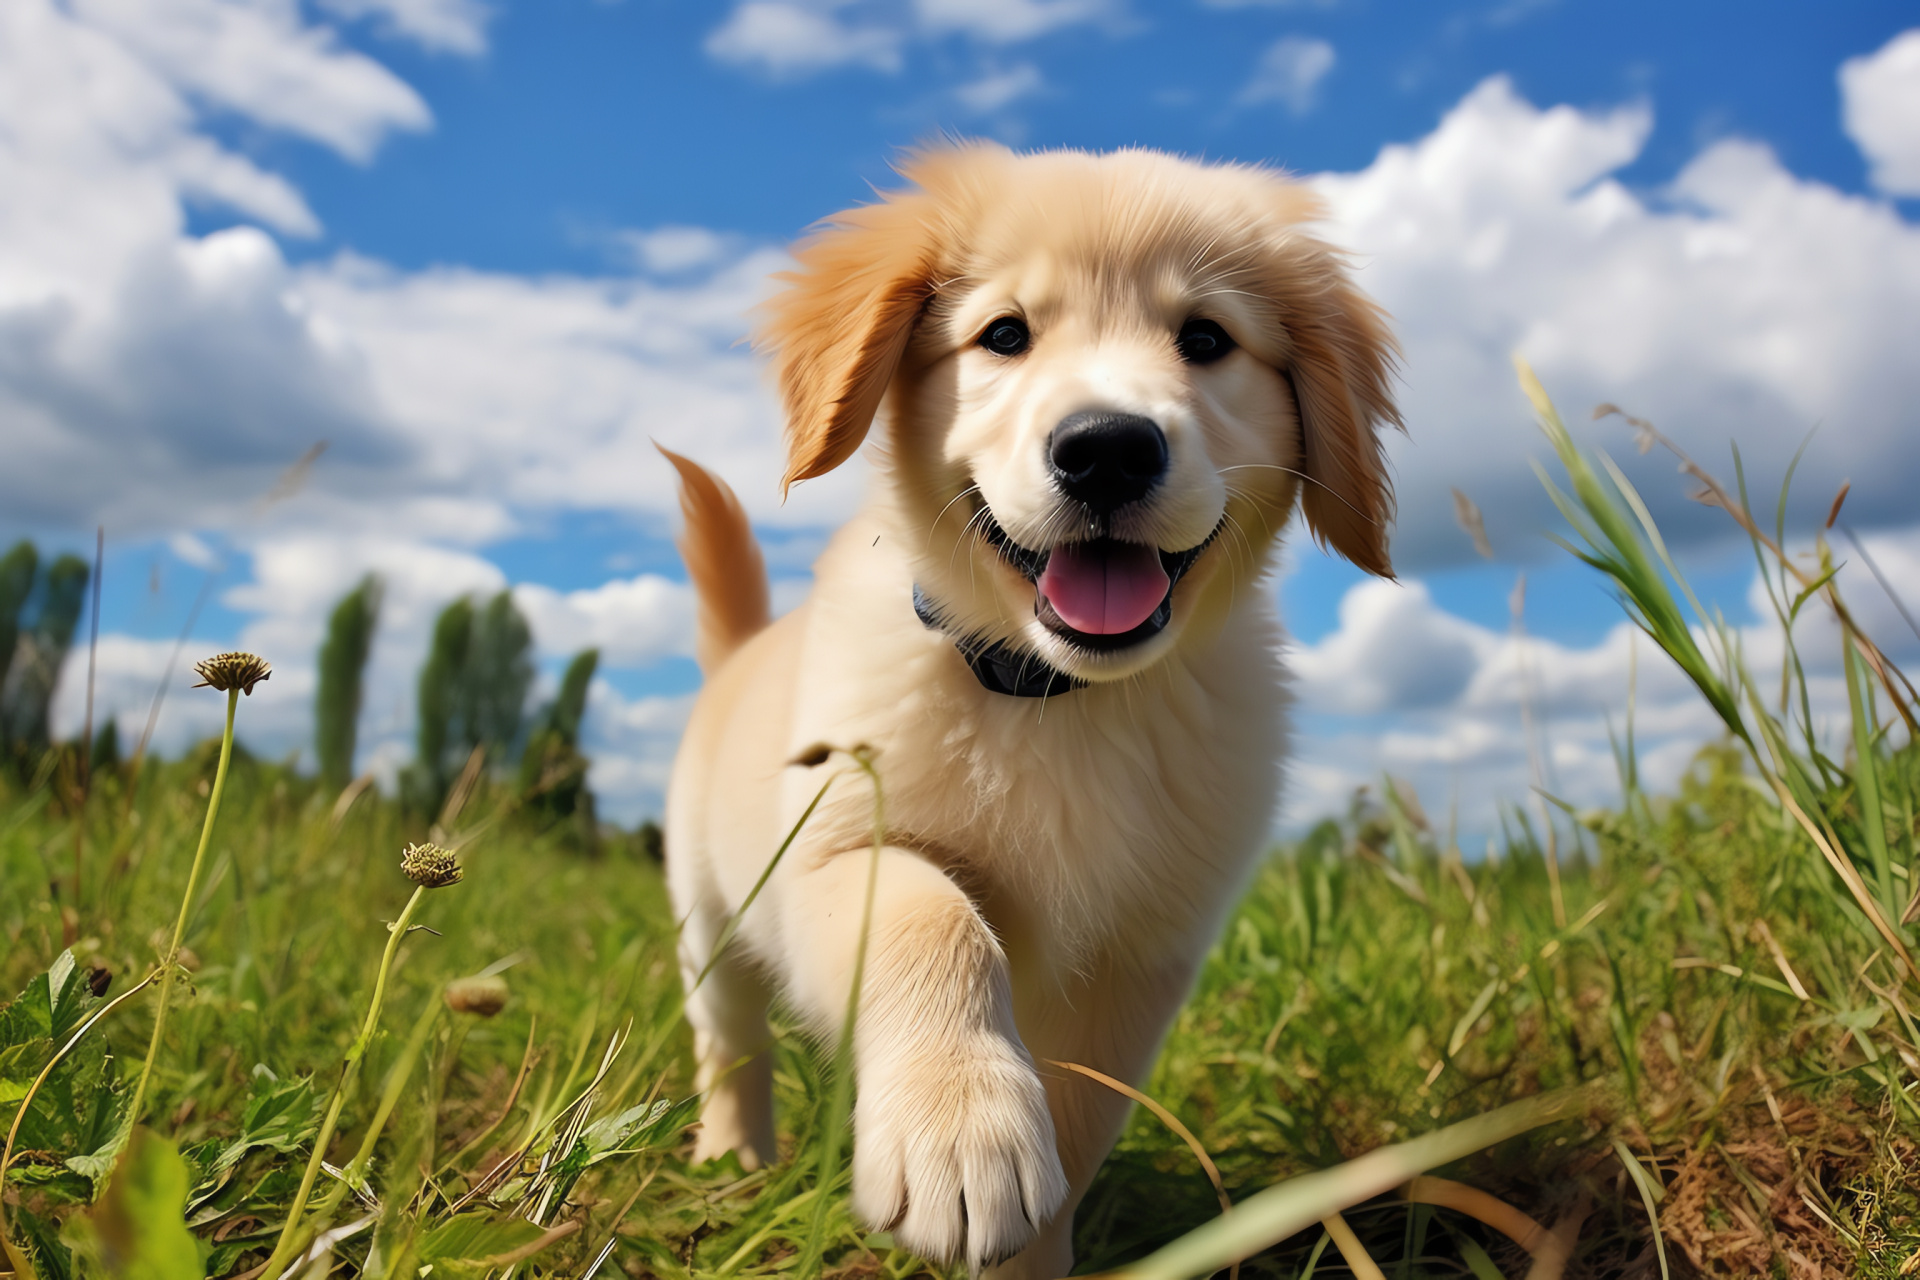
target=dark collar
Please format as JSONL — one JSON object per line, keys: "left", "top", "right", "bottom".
{"left": 912, "top": 585, "right": 1083, "bottom": 698}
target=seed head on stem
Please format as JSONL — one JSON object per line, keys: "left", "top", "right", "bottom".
{"left": 127, "top": 650, "right": 265, "bottom": 1128}
{"left": 191, "top": 651, "right": 272, "bottom": 696}
{"left": 401, "top": 841, "right": 462, "bottom": 888}
{"left": 260, "top": 842, "right": 461, "bottom": 1280}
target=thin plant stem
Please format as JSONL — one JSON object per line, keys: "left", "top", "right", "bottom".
{"left": 69, "top": 525, "right": 103, "bottom": 935}
{"left": 260, "top": 885, "right": 428, "bottom": 1280}
{"left": 799, "top": 747, "right": 884, "bottom": 1277}
{"left": 305, "top": 993, "right": 445, "bottom": 1241}
{"left": 351, "top": 885, "right": 427, "bottom": 1063}
{"left": 127, "top": 685, "right": 238, "bottom": 1127}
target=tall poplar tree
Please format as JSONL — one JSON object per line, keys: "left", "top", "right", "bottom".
{"left": 314, "top": 575, "right": 382, "bottom": 789}
{"left": 0, "top": 549, "right": 89, "bottom": 758}
{"left": 403, "top": 590, "right": 533, "bottom": 816}
{"left": 520, "top": 647, "right": 599, "bottom": 826}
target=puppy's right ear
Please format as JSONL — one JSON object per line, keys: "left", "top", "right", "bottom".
{"left": 760, "top": 192, "right": 942, "bottom": 492}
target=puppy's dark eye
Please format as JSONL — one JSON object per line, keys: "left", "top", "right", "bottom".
{"left": 1177, "top": 318, "right": 1236, "bottom": 365}
{"left": 979, "top": 317, "right": 1031, "bottom": 357}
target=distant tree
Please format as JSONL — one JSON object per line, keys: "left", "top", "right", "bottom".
{"left": 1, "top": 550, "right": 90, "bottom": 759}
{"left": 544, "top": 647, "right": 597, "bottom": 746}
{"left": 89, "top": 716, "right": 120, "bottom": 778}
{"left": 0, "top": 542, "right": 35, "bottom": 701}
{"left": 315, "top": 575, "right": 382, "bottom": 790}
{"left": 403, "top": 596, "right": 473, "bottom": 815}
{"left": 634, "top": 818, "right": 664, "bottom": 863}
{"left": 403, "top": 590, "right": 534, "bottom": 816}
{"left": 463, "top": 591, "right": 534, "bottom": 763}
{"left": 520, "top": 647, "right": 599, "bottom": 827}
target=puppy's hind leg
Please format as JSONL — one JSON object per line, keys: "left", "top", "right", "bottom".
{"left": 679, "top": 896, "right": 778, "bottom": 1169}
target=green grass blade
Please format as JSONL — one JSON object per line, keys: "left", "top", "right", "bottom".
{"left": 1109, "top": 1086, "right": 1595, "bottom": 1280}
{"left": 1518, "top": 362, "right": 1745, "bottom": 740}
{"left": 1610, "top": 1140, "right": 1669, "bottom": 1280}
{"left": 1846, "top": 637, "right": 1896, "bottom": 918}
{"left": 799, "top": 751, "right": 885, "bottom": 1277}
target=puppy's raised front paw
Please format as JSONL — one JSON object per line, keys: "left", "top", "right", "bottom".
{"left": 851, "top": 1033, "right": 1067, "bottom": 1271}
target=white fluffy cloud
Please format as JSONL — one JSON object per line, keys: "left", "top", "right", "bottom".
{"left": 295, "top": 245, "right": 861, "bottom": 533}
{"left": 705, "top": 3, "right": 905, "bottom": 76}
{"left": 318, "top": 0, "right": 493, "bottom": 55}
{"left": 1283, "top": 525, "right": 1920, "bottom": 832}
{"left": 1237, "top": 35, "right": 1335, "bottom": 114}
{"left": 1842, "top": 28, "right": 1920, "bottom": 197}
{"left": 955, "top": 62, "right": 1046, "bottom": 114}
{"left": 1, "top": 0, "right": 852, "bottom": 548}
{"left": 514, "top": 576, "right": 694, "bottom": 669}
{"left": 704, "top": 0, "right": 1115, "bottom": 78}
{"left": 1311, "top": 76, "right": 1920, "bottom": 572}
{"left": 580, "top": 686, "right": 697, "bottom": 823}
{"left": 70, "top": 0, "right": 431, "bottom": 163}
{"left": 913, "top": 0, "right": 1113, "bottom": 43}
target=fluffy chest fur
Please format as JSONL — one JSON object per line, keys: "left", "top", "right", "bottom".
{"left": 780, "top": 516, "right": 1291, "bottom": 971}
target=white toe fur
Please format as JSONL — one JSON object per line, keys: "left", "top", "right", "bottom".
{"left": 853, "top": 1030, "right": 1067, "bottom": 1270}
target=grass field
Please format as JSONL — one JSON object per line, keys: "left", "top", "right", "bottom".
{"left": 3, "top": 373, "right": 1918, "bottom": 1279}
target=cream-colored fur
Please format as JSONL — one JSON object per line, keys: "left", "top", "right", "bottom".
{"left": 665, "top": 143, "right": 1401, "bottom": 1276}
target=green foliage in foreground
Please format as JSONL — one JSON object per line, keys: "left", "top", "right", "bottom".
{"left": 3, "top": 735, "right": 1918, "bottom": 1278}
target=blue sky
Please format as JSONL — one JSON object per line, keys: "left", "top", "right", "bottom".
{"left": 6, "top": 0, "right": 1919, "bottom": 830}
{"left": 253, "top": 2, "right": 1906, "bottom": 270}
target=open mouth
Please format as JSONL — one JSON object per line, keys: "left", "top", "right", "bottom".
{"left": 981, "top": 512, "right": 1217, "bottom": 652}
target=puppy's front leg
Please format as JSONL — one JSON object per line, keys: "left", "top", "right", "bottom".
{"left": 784, "top": 846, "right": 1068, "bottom": 1271}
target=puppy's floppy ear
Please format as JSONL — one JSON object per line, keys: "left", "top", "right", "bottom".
{"left": 760, "top": 188, "right": 944, "bottom": 492}
{"left": 1259, "top": 211, "right": 1403, "bottom": 578}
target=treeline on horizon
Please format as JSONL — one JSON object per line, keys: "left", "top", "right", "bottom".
{"left": 0, "top": 539, "right": 610, "bottom": 843}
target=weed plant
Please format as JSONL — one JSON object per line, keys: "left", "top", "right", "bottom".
{"left": 2, "top": 366, "right": 1918, "bottom": 1277}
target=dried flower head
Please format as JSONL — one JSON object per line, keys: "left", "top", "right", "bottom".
{"left": 444, "top": 974, "right": 509, "bottom": 1017}
{"left": 401, "top": 842, "right": 463, "bottom": 888}
{"left": 192, "top": 652, "right": 272, "bottom": 696}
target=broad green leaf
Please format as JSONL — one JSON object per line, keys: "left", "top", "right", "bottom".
{"left": 72, "top": 1128, "right": 206, "bottom": 1280}
{"left": 0, "top": 971, "right": 55, "bottom": 1049}
{"left": 66, "top": 1112, "right": 134, "bottom": 1193}
{"left": 3, "top": 1030, "right": 120, "bottom": 1179}
{"left": 208, "top": 1066, "right": 320, "bottom": 1175}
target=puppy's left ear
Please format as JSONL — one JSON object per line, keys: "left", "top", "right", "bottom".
{"left": 1263, "top": 226, "right": 1403, "bottom": 578}
{"left": 760, "top": 191, "right": 943, "bottom": 492}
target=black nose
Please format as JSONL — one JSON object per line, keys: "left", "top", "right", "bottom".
{"left": 1047, "top": 412, "right": 1168, "bottom": 514}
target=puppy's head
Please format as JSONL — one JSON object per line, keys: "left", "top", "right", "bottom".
{"left": 762, "top": 143, "right": 1400, "bottom": 682}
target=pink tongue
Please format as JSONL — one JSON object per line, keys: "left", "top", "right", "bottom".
{"left": 1038, "top": 542, "right": 1170, "bottom": 635}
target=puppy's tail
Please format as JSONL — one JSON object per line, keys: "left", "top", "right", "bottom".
{"left": 658, "top": 445, "right": 770, "bottom": 675}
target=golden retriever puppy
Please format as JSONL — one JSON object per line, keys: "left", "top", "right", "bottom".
{"left": 663, "top": 142, "right": 1399, "bottom": 1277}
